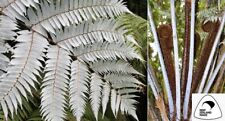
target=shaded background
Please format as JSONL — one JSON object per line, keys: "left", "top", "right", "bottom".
{"left": 124, "top": 0, "right": 147, "bottom": 121}
{"left": 126, "top": 0, "right": 147, "bottom": 19}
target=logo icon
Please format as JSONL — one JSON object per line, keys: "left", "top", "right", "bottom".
{"left": 194, "top": 95, "right": 222, "bottom": 120}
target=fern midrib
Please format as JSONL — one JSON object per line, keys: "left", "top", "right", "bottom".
{"left": 52, "top": 47, "right": 60, "bottom": 97}
{"left": 71, "top": 60, "right": 81, "bottom": 114}
{"left": 1, "top": 32, "right": 35, "bottom": 100}
{"left": 56, "top": 30, "right": 119, "bottom": 44}
{"left": 31, "top": 4, "right": 123, "bottom": 28}
{"left": 1, "top": 0, "right": 16, "bottom": 10}
{"left": 50, "top": 47, "right": 60, "bottom": 118}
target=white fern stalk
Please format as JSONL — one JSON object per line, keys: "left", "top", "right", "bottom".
{"left": 148, "top": 4, "right": 174, "bottom": 118}
{"left": 207, "top": 52, "right": 218, "bottom": 80}
{"left": 170, "top": 0, "right": 181, "bottom": 120}
{"left": 147, "top": 64, "right": 160, "bottom": 99}
{"left": 183, "top": 0, "right": 196, "bottom": 119}
{"left": 198, "top": 12, "right": 225, "bottom": 93}
{"left": 203, "top": 52, "right": 225, "bottom": 92}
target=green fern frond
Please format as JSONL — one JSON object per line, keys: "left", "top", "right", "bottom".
{"left": 197, "top": 7, "right": 225, "bottom": 23}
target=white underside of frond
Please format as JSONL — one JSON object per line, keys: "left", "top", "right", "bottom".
{"left": 119, "top": 94, "right": 139, "bottom": 121}
{"left": 100, "top": 74, "right": 140, "bottom": 120}
{"left": 90, "top": 73, "right": 103, "bottom": 120}
{"left": 90, "top": 60, "right": 141, "bottom": 75}
{"left": 101, "top": 82, "right": 111, "bottom": 117}
{"left": 1, "top": 0, "right": 39, "bottom": 21}
{"left": 104, "top": 74, "right": 143, "bottom": 88}
{"left": 70, "top": 60, "right": 89, "bottom": 121}
{"left": 74, "top": 42, "right": 142, "bottom": 62}
{"left": 41, "top": 46, "right": 71, "bottom": 121}
{"left": 51, "top": 19, "right": 126, "bottom": 50}
{"left": 0, "top": 41, "right": 10, "bottom": 76}
{"left": 0, "top": 15, "right": 17, "bottom": 41}
{"left": 110, "top": 89, "right": 139, "bottom": 120}
{"left": 0, "top": 31, "right": 48, "bottom": 119}
{"left": 26, "top": 0, "right": 130, "bottom": 34}
{"left": 0, "top": 15, "right": 17, "bottom": 75}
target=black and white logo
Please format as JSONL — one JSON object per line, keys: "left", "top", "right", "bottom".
{"left": 194, "top": 95, "right": 222, "bottom": 120}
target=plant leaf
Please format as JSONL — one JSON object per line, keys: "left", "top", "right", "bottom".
{"left": 41, "top": 46, "right": 71, "bottom": 121}
{"left": 26, "top": 0, "right": 130, "bottom": 34}
{"left": 0, "top": 31, "right": 48, "bottom": 119}
{"left": 0, "top": 0, "right": 39, "bottom": 20}
{"left": 90, "top": 60, "right": 141, "bottom": 75}
{"left": 73, "top": 42, "right": 142, "bottom": 62}
{"left": 51, "top": 19, "right": 126, "bottom": 50}
{"left": 90, "top": 73, "right": 103, "bottom": 120}
{"left": 69, "top": 60, "right": 89, "bottom": 121}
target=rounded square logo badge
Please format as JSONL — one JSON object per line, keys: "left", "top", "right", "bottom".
{"left": 192, "top": 94, "right": 225, "bottom": 121}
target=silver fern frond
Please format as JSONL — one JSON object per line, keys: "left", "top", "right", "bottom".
{"left": 74, "top": 42, "right": 142, "bottom": 62}
{"left": 90, "top": 60, "right": 141, "bottom": 75}
{"left": 0, "top": 42, "right": 9, "bottom": 76}
{"left": 101, "top": 82, "right": 111, "bottom": 117}
{"left": 0, "top": 0, "right": 39, "bottom": 20}
{"left": 110, "top": 89, "right": 139, "bottom": 120}
{"left": 0, "top": 31, "right": 48, "bottom": 119}
{"left": 50, "top": 19, "right": 126, "bottom": 50}
{"left": 104, "top": 74, "right": 143, "bottom": 88}
{"left": 119, "top": 94, "right": 139, "bottom": 121}
{"left": 70, "top": 60, "right": 89, "bottom": 121}
{"left": 41, "top": 46, "right": 71, "bottom": 121}
{"left": 90, "top": 73, "right": 103, "bottom": 120}
{"left": 26, "top": 0, "right": 130, "bottom": 34}
{"left": 0, "top": 15, "right": 17, "bottom": 41}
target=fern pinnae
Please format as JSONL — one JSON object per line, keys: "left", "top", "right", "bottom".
{"left": 104, "top": 74, "right": 140, "bottom": 120}
{"left": 26, "top": 0, "right": 130, "bottom": 34}
{"left": 111, "top": 88, "right": 138, "bottom": 120}
{"left": 0, "top": 0, "right": 39, "bottom": 21}
{"left": 41, "top": 46, "right": 71, "bottom": 121}
{"left": 110, "top": 89, "right": 117, "bottom": 116}
{"left": 0, "top": 0, "right": 38, "bottom": 9}
{"left": 120, "top": 94, "right": 138, "bottom": 121}
{"left": 104, "top": 74, "right": 143, "bottom": 88}
{"left": 89, "top": 60, "right": 141, "bottom": 75}
{"left": 74, "top": 42, "right": 142, "bottom": 62}
{"left": 69, "top": 60, "right": 89, "bottom": 121}
{"left": 0, "top": 15, "right": 17, "bottom": 70}
{"left": 0, "top": 31, "right": 48, "bottom": 119}
{"left": 90, "top": 73, "right": 103, "bottom": 120}
{"left": 51, "top": 19, "right": 126, "bottom": 50}
{"left": 0, "top": 15, "right": 17, "bottom": 41}
{"left": 101, "top": 81, "right": 111, "bottom": 118}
